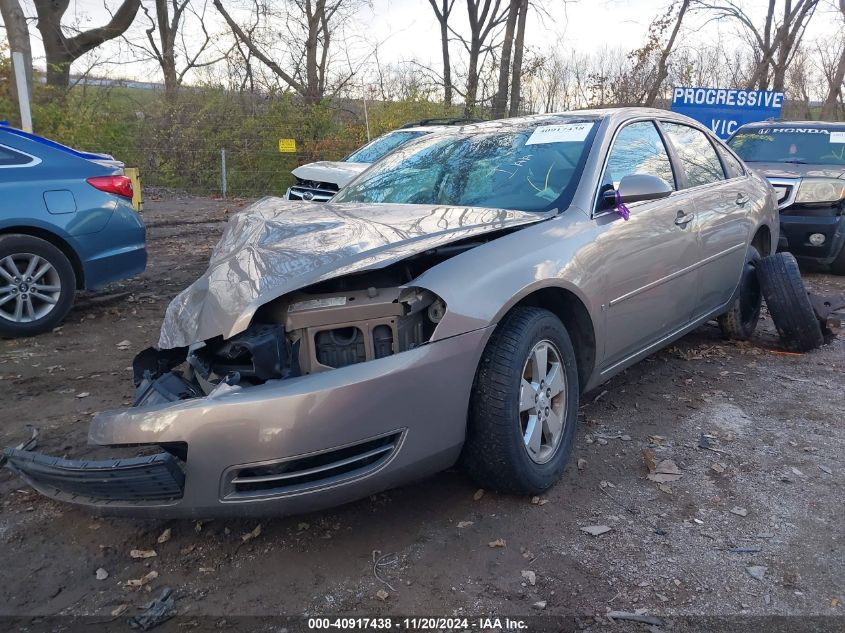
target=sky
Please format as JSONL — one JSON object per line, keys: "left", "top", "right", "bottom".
{"left": 3, "top": 0, "right": 843, "bottom": 85}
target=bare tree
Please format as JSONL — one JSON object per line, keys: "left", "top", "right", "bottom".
{"left": 427, "top": 0, "right": 456, "bottom": 106}
{"left": 0, "top": 0, "right": 32, "bottom": 101}
{"left": 141, "top": 0, "right": 226, "bottom": 100}
{"left": 33, "top": 0, "right": 142, "bottom": 87}
{"left": 638, "top": 0, "right": 691, "bottom": 106}
{"left": 820, "top": 0, "right": 845, "bottom": 119}
{"left": 695, "top": 0, "right": 819, "bottom": 91}
{"left": 213, "top": 0, "right": 358, "bottom": 104}
{"left": 457, "top": 0, "right": 508, "bottom": 116}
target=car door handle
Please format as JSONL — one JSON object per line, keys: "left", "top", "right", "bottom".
{"left": 674, "top": 211, "right": 695, "bottom": 227}
{"left": 735, "top": 193, "right": 749, "bottom": 205}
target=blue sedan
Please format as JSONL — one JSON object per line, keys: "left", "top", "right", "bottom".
{"left": 0, "top": 125, "right": 146, "bottom": 337}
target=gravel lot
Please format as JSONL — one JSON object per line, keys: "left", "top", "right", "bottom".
{"left": 1, "top": 196, "right": 842, "bottom": 632}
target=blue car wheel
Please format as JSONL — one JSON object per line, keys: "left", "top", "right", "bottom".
{"left": 0, "top": 234, "right": 76, "bottom": 337}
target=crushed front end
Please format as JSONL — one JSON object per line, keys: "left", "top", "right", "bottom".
{"left": 3, "top": 281, "right": 486, "bottom": 517}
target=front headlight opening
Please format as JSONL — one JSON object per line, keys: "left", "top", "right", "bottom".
{"left": 795, "top": 178, "right": 845, "bottom": 204}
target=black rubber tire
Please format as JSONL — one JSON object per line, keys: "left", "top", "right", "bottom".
{"left": 462, "top": 306, "right": 580, "bottom": 495}
{"left": 718, "top": 246, "right": 762, "bottom": 340}
{"left": 0, "top": 234, "right": 76, "bottom": 338}
{"left": 757, "top": 252, "right": 824, "bottom": 352}
{"left": 829, "top": 243, "right": 845, "bottom": 276}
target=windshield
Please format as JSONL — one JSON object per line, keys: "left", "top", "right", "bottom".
{"left": 345, "top": 130, "right": 430, "bottom": 163}
{"left": 334, "top": 120, "right": 598, "bottom": 212}
{"left": 729, "top": 128, "right": 845, "bottom": 166}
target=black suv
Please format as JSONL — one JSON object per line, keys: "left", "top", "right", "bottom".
{"left": 729, "top": 121, "right": 845, "bottom": 274}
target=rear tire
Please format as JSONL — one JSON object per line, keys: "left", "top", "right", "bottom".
{"left": 0, "top": 235, "right": 76, "bottom": 338}
{"left": 757, "top": 252, "right": 823, "bottom": 352}
{"left": 463, "top": 306, "right": 580, "bottom": 495}
{"left": 718, "top": 246, "right": 761, "bottom": 340}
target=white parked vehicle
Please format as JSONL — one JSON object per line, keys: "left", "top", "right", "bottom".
{"left": 286, "top": 119, "right": 475, "bottom": 201}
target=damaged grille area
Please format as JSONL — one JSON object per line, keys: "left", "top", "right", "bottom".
{"left": 2, "top": 450, "right": 185, "bottom": 501}
{"left": 287, "top": 179, "right": 339, "bottom": 202}
{"left": 222, "top": 431, "right": 403, "bottom": 500}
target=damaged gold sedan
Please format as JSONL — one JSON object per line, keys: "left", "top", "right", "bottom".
{"left": 3, "top": 109, "right": 778, "bottom": 516}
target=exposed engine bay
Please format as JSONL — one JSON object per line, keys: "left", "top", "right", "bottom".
{"left": 133, "top": 280, "right": 446, "bottom": 407}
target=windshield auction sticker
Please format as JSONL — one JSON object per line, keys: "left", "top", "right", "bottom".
{"left": 525, "top": 122, "right": 593, "bottom": 145}
{"left": 830, "top": 131, "right": 845, "bottom": 143}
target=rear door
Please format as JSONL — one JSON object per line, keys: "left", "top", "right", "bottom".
{"left": 659, "top": 122, "right": 751, "bottom": 315}
{"left": 596, "top": 120, "right": 701, "bottom": 372}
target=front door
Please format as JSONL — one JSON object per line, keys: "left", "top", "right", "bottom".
{"left": 595, "top": 120, "right": 701, "bottom": 372}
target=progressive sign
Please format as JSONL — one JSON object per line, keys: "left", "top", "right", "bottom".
{"left": 670, "top": 87, "right": 784, "bottom": 139}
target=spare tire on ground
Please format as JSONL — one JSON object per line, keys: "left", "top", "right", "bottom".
{"left": 757, "top": 252, "right": 824, "bottom": 352}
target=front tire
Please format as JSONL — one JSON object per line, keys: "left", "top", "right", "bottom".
{"left": 0, "top": 235, "right": 76, "bottom": 338}
{"left": 463, "top": 306, "right": 580, "bottom": 495}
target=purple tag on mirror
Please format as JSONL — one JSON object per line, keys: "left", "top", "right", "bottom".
{"left": 614, "top": 190, "right": 630, "bottom": 221}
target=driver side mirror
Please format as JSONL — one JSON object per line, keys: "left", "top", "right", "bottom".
{"left": 602, "top": 174, "right": 673, "bottom": 207}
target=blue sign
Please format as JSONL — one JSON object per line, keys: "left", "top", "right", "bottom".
{"left": 670, "top": 87, "right": 784, "bottom": 139}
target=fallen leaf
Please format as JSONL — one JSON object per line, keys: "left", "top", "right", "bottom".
{"left": 655, "top": 459, "right": 681, "bottom": 475}
{"left": 76, "top": 392, "right": 90, "bottom": 399}
{"left": 657, "top": 483, "right": 672, "bottom": 495}
{"left": 711, "top": 463, "right": 726, "bottom": 474}
{"left": 130, "top": 549, "right": 157, "bottom": 559}
{"left": 531, "top": 496, "right": 540, "bottom": 504}
{"left": 456, "top": 521, "right": 474, "bottom": 529}
{"left": 580, "top": 525, "right": 611, "bottom": 536}
{"left": 532, "top": 601, "right": 547, "bottom": 609}
{"left": 157, "top": 528, "right": 171, "bottom": 544}
{"left": 643, "top": 449, "right": 657, "bottom": 473}
{"left": 746, "top": 565, "right": 767, "bottom": 581}
{"left": 242, "top": 524, "right": 262, "bottom": 543}
{"left": 179, "top": 544, "right": 195, "bottom": 556}
{"left": 375, "top": 589, "right": 389, "bottom": 601}
{"left": 577, "top": 458, "right": 587, "bottom": 471}
{"left": 126, "top": 570, "right": 158, "bottom": 588}
{"left": 521, "top": 570, "right": 536, "bottom": 586}
{"left": 488, "top": 538, "right": 506, "bottom": 548}
{"left": 473, "top": 489, "right": 485, "bottom": 501}
{"left": 110, "top": 604, "right": 129, "bottom": 617}
{"left": 95, "top": 568, "right": 109, "bottom": 580}
{"left": 116, "top": 340, "right": 131, "bottom": 349}
{"left": 647, "top": 472, "right": 682, "bottom": 483}
{"left": 730, "top": 506, "right": 748, "bottom": 517}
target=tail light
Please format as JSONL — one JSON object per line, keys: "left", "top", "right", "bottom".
{"left": 86, "top": 175, "right": 133, "bottom": 199}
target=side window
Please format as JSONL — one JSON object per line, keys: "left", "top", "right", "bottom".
{"left": 0, "top": 145, "right": 34, "bottom": 167}
{"left": 661, "top": 123, "right": 725, "bottom": 187}
{"left": 602, "top": 121, "right": 676, "bottom": 193}
{"left": 717, "top": 145, "right": 745, "bottom": 178}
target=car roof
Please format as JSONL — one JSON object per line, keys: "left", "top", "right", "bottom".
{"left": 0, "top": 123, "right": 115, "bottom": 161}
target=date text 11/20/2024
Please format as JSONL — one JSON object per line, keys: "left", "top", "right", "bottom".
{"left": 307, "top": 617, "right": 530, "bottom": 630}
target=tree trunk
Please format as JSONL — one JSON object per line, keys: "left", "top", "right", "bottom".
{"left": 440, "top": 17, "right": 453, "bottom": 106}
{"left": 492, "top": 0, "right": 518, "bottom": 118}
{"left": 464, "top": 35, "right": 481, "bottom": 117}
{"left": 644, "top": 0, "right": 689, "bottom": 107}
{"left": 508, "top": 0, "right": 527, "bottom": 117}
{"left": 34, "top": 0, "right": 142, "bottom": 87}
{"left": 0, "top": 0, "right": 33, "bottom": 104}
{"left": 821, "top": 0, "right": 845, "bottom": 119}
{"left": 154, "top": 0, "right": 179, "bottom": 100}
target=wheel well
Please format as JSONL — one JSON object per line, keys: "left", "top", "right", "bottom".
{"left": 0, "top": 227, "right": 85, "bottom": 289}
{"left": 514, "top": 287, "right": 596, "bottom": 392}
{"left": 752, "top": 225, "right": 772, "bottom": 256}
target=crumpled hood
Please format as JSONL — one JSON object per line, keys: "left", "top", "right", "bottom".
{"left": 747, "top": 162, "right": 845, "bottom": 180}
{"left": 159, "top": 197, "right": 550, "bottom": 348}
{"left": 291, "top": 161, "right": 369, "bottom": 187}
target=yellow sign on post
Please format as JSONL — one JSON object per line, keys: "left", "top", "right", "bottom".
{"left": 278, "top": 138, "right": 297, "bottom": 153}
{"left": 124, "top": 167, "right": 143, "bottom": 212}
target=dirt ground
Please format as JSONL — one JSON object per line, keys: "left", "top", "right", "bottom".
{"left": 0, "top": 195, "right": 842, "bottom": 632}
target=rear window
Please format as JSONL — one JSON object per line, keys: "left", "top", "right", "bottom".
{"left": 0, "top": 145, "right": 36, "bottom": 167}
{"left": 729, "top": 127, "right": 845, "bottom": 166}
